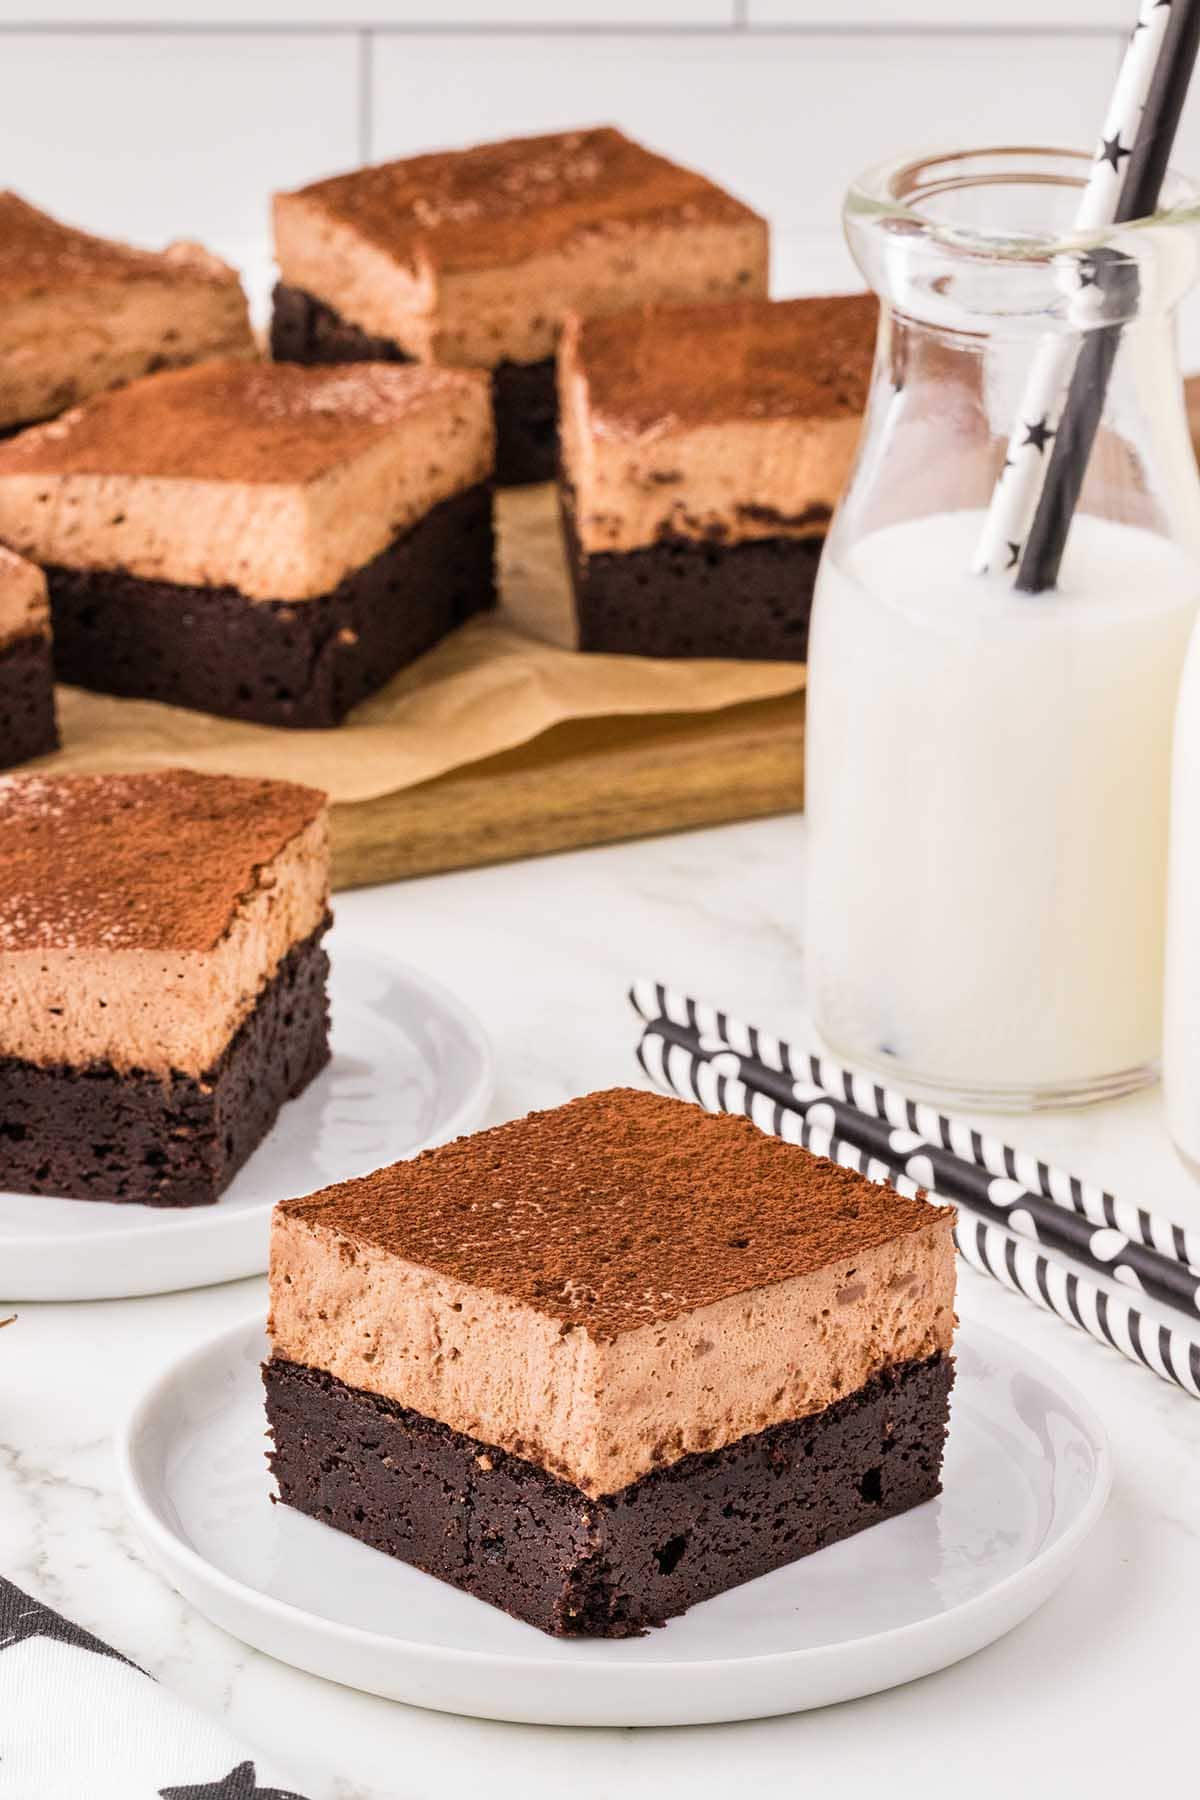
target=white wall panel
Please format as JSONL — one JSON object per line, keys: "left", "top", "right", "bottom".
{"left": 0, "top": 32, "right": 359, "bottom": 285}
{"left": 750, "top": 1, "right": 1129, "bottom": 27}
{"left": 0, "top": 2, "right": 735, "bottom": 22}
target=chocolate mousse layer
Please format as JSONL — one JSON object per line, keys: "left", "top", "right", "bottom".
{"left": 272, "top": 127, "right": 768, "bottom": 486}
{"left": 0, "top": 548, "right": 57, "bottom": 769}
{"left": 266, "top": 1088, "right": 955, "bottom": 1632}
{"left": 0, "top": 191, "right": 254, "bottom": 433}
{"left": 558, "top": 293, "right": 877, "bottom": 660}
{"left": 0, "top": 361, "right": 495, "bottom": 724}
{"left": 0, "top": 771, "right": 332, "bottom": 1205}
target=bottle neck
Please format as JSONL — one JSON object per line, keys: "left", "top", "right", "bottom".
{"left": 834, "top": 300, "right": 1200, "bottom": 561}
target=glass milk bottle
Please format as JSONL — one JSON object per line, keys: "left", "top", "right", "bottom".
{"left": 805, "top": 147, "right": 1200, "bottom": 1110}
{"left": 1164, "top": 624, "right": 1200, "bottom": 1166}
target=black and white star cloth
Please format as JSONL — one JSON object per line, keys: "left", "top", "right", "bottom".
{"left": 0, "top": 1578, "right": 312, "bottom": 1800}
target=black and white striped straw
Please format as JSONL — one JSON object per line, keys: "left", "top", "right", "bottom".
{"left": 643, "top": 1008, "right": 1200, "bottom": 1320}
{"left": 972, "top": 0, "right": 1179, "bottom": 578}
{"left": 636, "top": 1025, "right": 1200, "bottom": 1400}
{"left": 628, "top": 978, "right": 1200, "bottom": 1273}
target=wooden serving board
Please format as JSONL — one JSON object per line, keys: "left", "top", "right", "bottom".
{"left": 330, "top": 691, "right": 805, "bottom": 889}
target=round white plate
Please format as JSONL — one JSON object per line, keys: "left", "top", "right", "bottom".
{"left": 117, "top": 1317, "right": 1110, "bottom": 1727}
{"left": 0, "top": 950, "right": 493, "bottom": 1302}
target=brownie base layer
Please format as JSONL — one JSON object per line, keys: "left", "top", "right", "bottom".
{"left": 264, "top": 1351, "right": 953, "bottom": 1638}
{"left": 271, "top": 283, "right": 557, "bottom": 488}
{"left": 560, "top": 483, "right": 823, "bottom": 662}
{"left": 0, "top": 632, "right": 58, "bottom": 769}
{"left": 0, "top": 920, "right": 331, "bottom": 1206}
{"left": 45, "top": 482, "right": 495, "bottom": 729}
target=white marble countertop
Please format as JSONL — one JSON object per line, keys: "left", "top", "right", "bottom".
{"left": 3, "top": 813, "right": 1198, "bottom": 1800}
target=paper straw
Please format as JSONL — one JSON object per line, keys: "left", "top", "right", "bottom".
{"left": 628, "top": 977, "right": 1200, "bottom": 1272}
{"left": 1017, "top": 0, "right": 1200, "bottom": 592}
{"left": 643, "top": 1009, "right": 1200, "bottom": 1320}
{"left": 636, "top": 1024, "right": 1200, "bottom": 1400}
{"left": 973, "top": 0, "right": 1175, "bottom": 577}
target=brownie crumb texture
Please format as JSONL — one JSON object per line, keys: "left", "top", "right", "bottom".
{"left": 0, "top": 923, "right": 331, "bottom": 1205}
{"left": 270, "top": 281, "right": 413, "bottom": 370}
{"left": 271, "top": 284, "right": 557, "bottom": 487}
{"left": 0, "top": 634, "right": 58, "bottom": 770}
{"left": 561, "top": 487, "right": 821, "bottom": 661}
{"left": 45, "top": 481, "right": 495, "bottom": 728}
{"left": 264, "top": 1352, "right": 954, "bottom": 1637}
{"left": 489, "top": 356, "right": 558, "bottom": 486}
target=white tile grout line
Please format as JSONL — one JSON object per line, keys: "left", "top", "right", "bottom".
{"left": 0, "top": 20, "right": 1132, "bottom": 39}
{"left": 357, "top": 27, "right": 373, "bottom": 165}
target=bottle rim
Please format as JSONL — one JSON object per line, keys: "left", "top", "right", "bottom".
{"left": 847, "top": 143, "right": 1200, "bottom": 261}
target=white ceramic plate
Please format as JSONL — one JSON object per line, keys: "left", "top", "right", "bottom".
{"left": 0, "top": 949, "right": 493, "bottom": 1302}
{"left": 117, "top": 1317, "right": 1110, "bottom": 1726}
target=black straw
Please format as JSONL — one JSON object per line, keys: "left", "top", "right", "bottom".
{"left": 1016, "top": 0, "right": 1200, "bottom": 594}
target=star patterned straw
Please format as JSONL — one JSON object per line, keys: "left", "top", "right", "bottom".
{"left": 1016, "top": 0, "right": 1200, "bottom": 592}
{"left": 972, "top": 0, "right": 1175, "bottom": 577}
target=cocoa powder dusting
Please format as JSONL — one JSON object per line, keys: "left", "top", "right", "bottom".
{"left": 0, "top": 190, "right": 237, "bottom": 299}
{"left": 282, "top": 1088, "right": 948, "bottom": 1336}
{"left": 290, "top": 127, "right": 764, "bottom": 278}
{"left": 0, "top": 769, "right": 325, "bottom": 952}
{"left": 0, "top": 359, "right": 487, "bottom": 487}
{"left": 576, "top": 293, "right": 879, "bottom": 439}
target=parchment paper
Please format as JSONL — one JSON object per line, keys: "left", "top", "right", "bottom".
{"left": 43, "top": 486, "right": 806, "bottom": 807}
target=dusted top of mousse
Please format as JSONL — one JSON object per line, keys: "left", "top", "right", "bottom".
{"left": 280, "top": 1087, "right": 943, "bottom": 1336}
{"left": 0, "top": 358, "right": 489, "bottom": 488}
{"left": 573, "top": 292, "right": 878, "bottom": 439}
{"left": 0, "top": 190, "right": 244, "bottom": 300}
{"left": 282, "top": 126, "right": 764, "bottom": 277}
{"left": 0, "top": 770, "right": 326, "bottom": 953}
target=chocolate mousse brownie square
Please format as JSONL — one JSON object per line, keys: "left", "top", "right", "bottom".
{"left": 0, "top": 548, "right": 57, "bottom": 769}
{"left": 271, "top": 127, "right": 768, "bottom": 486}
{"left": 558, "top": 292, "right": 877, "bottom": 660}
{"left": 0, "top": 770, "right": 331, "bottom": 1206}
{"left": 0, "top": 360, "right": 495, "bottom": 727}
{"left": 265, "top": 1088, "right": 956, "bottom": 1637}
{"left": 0, "top": 191, "right": 254, "bottom": 435}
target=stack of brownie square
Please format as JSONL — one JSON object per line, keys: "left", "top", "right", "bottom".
{"left": 271, "top": 126, "right": 769, "bottom": 486}
{"left": 0, "top": 358, "right": 495, "bottom": 727}
{"left": 0, "top": 133, "right": 871, "bottom": 745}
{"left": 558, "top": 292, "right": 878, "bottom": 660}
{"left": 0, "top": 769, "right": 331, "bottom": 1206}
{"left": 265, "top": 1087, "right": 956, "bottom": 1637}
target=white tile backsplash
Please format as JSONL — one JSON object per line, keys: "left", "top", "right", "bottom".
{"left": 6, "top": 16, "right": 1199, "bottom": 363}
{"left": 0, "top": 31, "right": 358, "bottom": 258}
{"left": 0, "top": 1, "right": 735, "bottom": 22}
{"left": 748, "top": 0, "right": 1131, "bottom": 27}
{"left": 369, "top": 31, "right": 1119, "bottom": 275}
